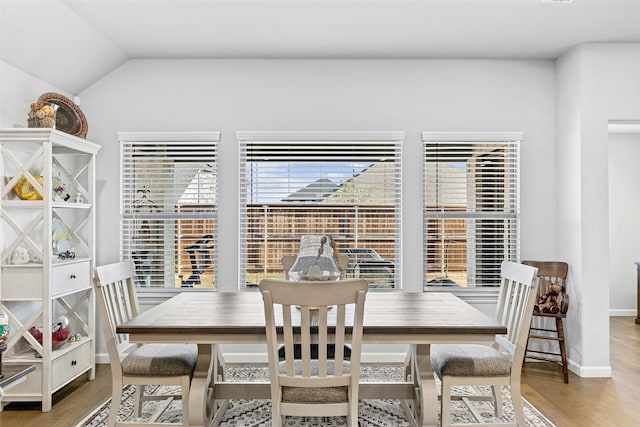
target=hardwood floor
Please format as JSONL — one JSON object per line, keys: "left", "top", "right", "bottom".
{"left": 521, "top": 316, "right": 640, "bottom": 427}
{"left": 1, "top": 316, "right": 638, "bottom": 427}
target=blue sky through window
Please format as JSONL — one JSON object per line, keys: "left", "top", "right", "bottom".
{"left": 247, "top": 161, "right": 370, "bottom": 203}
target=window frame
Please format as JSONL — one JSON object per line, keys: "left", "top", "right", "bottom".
{"left": 421, "top": 131, "right": 522, "bottom": 291}
{"left": 119, "top": 131, "right": 220, "bottom": 293}
{"left": 236, "top": 130, "right": 405, "bottom": 290}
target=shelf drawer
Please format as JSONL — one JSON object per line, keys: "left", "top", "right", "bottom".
{"left": 52, "top": 341, "right": 91, "bottom": 391}
{"left": 1, "top": 260, "right": 90, "bottom": 299}
{"left": 52, "top": 261, "right": 91, "bottom": 296}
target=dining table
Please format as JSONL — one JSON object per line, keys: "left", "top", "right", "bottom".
{"left": 117, "top": 290, "right": 506, "bottom": 427}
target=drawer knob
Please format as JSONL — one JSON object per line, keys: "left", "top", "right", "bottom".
{"left": 71, "top": 360, "right": 77, "bottom": 366}
{"left": 70, "top": 274, "right": 76, "bottom": 279}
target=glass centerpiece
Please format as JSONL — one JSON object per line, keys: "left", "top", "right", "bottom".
{"left": 288, "top": 235, "right": 340, "bottom": 281}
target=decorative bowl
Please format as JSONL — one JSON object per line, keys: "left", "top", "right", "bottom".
{"left": 29, "top": 315, "right": 71, "bottom": 350}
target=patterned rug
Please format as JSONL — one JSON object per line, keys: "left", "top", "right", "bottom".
{"left": 77, "top": 366, "right": 555, "bottom": 426}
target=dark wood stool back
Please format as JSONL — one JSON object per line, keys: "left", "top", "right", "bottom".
{"left": 522, "top": 260, "right": 570, "bottom": 383}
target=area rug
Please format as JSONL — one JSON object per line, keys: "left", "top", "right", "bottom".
{"left": 77, "top": 365, "right": 555, "bottom": 426}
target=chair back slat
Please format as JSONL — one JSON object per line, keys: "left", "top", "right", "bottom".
{"left": 258, "top": 278, "right": 368, "bottom": 402}
{"left": 300, "top": 305, "right": 312, "bottom": 376}
{"left": 494, "top": 261, "right": 539, "bottom": 366}
{"left": 334, "top": 304, "right": 346, "bottom": 374}
{"left": 317, "top": 306, "right": 328, "bottom": 376}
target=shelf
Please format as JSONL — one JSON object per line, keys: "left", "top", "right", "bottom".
{"left": 1, "top": 200, "right": 93, "bottom": 209}
{"left": 0, "top": 128, "right": 99, "bottom": 411}
{"left": 3, "top": 336, "right": 91, "bottom": 361}
{"left": 2, "top": 257, "right": 92, "bottom": 268}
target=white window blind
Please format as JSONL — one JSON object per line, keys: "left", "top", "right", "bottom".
{"left": 422, "top": 132, "right": 521, "bottom": 288}
{"left": 119, "top": 132, "right": 219, "bottom": 289}
{"left": 237, "top": 131, "right": 404, "bottom": 289}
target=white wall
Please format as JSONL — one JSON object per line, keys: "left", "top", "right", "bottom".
{"left": 0, "top": 60, "right": 73, "bottom": 128}
{"left": 556, "top": 43, "right": 640, "bottom": 377}
{"left": 609, "top": 132, "right": 640, "bottom": 315}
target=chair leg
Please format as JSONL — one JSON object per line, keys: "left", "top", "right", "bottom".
{"left": 347, "top": 389, "right": 359, "bottom": 427}
{"left": 134, "top": 384, "right": 144, "bottom": 419}
{"left": 181, "top": 375, "right": 191, "bottom": 426}
{"left": 109, "top": 379, "right": 123, "bottom": 427}
{"left": 271, "top": 405, "right": 282, "bottom": 427}
{"left": 440, "top": 376, "right": 452, "bottom": 427}
{"left": 510, "top": 380, "right": 525, "bottom": 427}
{"left": 491, "top": 385, "right": 503, "bottom": 418}
{"left": 556, "top": 317, "right": 569, "bottom": 383}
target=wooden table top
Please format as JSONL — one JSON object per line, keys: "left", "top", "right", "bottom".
{"left": 118, "top": 291, "right": 506, "bottom": 338}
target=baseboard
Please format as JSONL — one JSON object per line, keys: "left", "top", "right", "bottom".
{"left": 568, "top": 359, "right": 612, "bottom": 378}
{"left": 609, "top": 309, "right": 637, "bottom": 317}
{"left": 96, "top": 353, "right": 110, "bottom": 364}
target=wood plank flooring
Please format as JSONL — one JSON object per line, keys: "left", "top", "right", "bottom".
{"left": 1, "top": 316, "right": 638, "bottom": 427}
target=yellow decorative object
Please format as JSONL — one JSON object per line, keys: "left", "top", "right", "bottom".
{"left": 13, "top": 176, "right": 44, "bottom": 200}
{"left": 41, "top": 104, "right": 54, "bottom": 116}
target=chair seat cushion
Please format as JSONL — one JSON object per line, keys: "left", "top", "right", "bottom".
{"left": 122, "top": 343, "right": 198, "bottom": 376}
{"left": 430, "top": 344, "right": 511, "bottom": 377}
{"left": 279, "top": 360, "right": 350, "bottom": 403}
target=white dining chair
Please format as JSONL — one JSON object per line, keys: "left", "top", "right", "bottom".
{"left": 281, "top": 254, "right": 352, "bottom": 360}
{"left": 258, "top": 278, "right": 368, "bottom": 427}
{"left": 95, "top": 259, "right": 198, "bottom": 427}
{"left": 430, "top": 261, "right": 539, "bottom": 427}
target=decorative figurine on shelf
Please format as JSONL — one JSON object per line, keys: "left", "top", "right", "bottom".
{"left": 0, "top": 309, "right": 8, "bottom": 378}
{"left": 10, "top": 246, "right": 30, "bottom": 265}
{"left": 13, "top": 175, "right": 44, "bottom": 200}
{"left": 288, "top": 235, "right": 341, "bottom": 281}
{"left": 52, "top": 164, "right": 70, "bottom": 202}
{"left": 52, "top": 218, "right": 75, "bottom": 260}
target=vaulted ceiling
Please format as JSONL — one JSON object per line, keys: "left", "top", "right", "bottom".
{"left": 2, "top": 0, "right": 640, "bottom": 94}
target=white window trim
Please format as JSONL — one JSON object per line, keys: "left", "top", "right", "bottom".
{"left": 236, "top": 131, "right": 405, "bottom": 142}
{"left": 236, "top": 130, "right": 405, "bottom": 289}
{"left": 118, "top": 131, "right": 220, "bottom": 293}
{"left": 421, "top": 131, "right": 523, "bottom": 292}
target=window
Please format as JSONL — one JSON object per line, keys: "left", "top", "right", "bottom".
{"left": 237, "top": 131, "right": 404, "bottom": 289}
{"left": 422, "top": 132, "right": 521, "bottom": 289}
{"left": 119, "top": 132, "right": 219, "bottom": 289}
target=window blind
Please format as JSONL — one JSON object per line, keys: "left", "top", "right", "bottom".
{"left": 119, "top": 132, "right": 219, "bottom": 289}
{"left": 238, "top": 132, "right": 403, "bottom": 289}
{"left": 422, "top": 132, "right": 521, "bottom": 288}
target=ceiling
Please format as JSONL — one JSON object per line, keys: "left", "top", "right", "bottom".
{"left": 2, "top": 0, "right": 640, "bottom": 94}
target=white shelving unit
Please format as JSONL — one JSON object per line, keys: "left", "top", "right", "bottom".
{"left": 0, "top": 129, "right": 100, "bottom": 411}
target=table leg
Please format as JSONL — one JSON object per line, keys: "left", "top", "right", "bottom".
{"left": 413, "top": 344, "right": 438, "bottom": 427}
{"left": 187, "top": 344, "right": 222, "bottom": 427}
{"left": 210, "top": 346, "right": 229, "bottom": 426}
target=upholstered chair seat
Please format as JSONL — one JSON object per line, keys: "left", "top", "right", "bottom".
{"left": 280, "top": 360, "right": 350, "bottom": 403}
{"left": 122, "top": 343, "right": 198, "bottom": 377}
{"left": 430, "top": 344, "right": 511, "bottom": 377}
